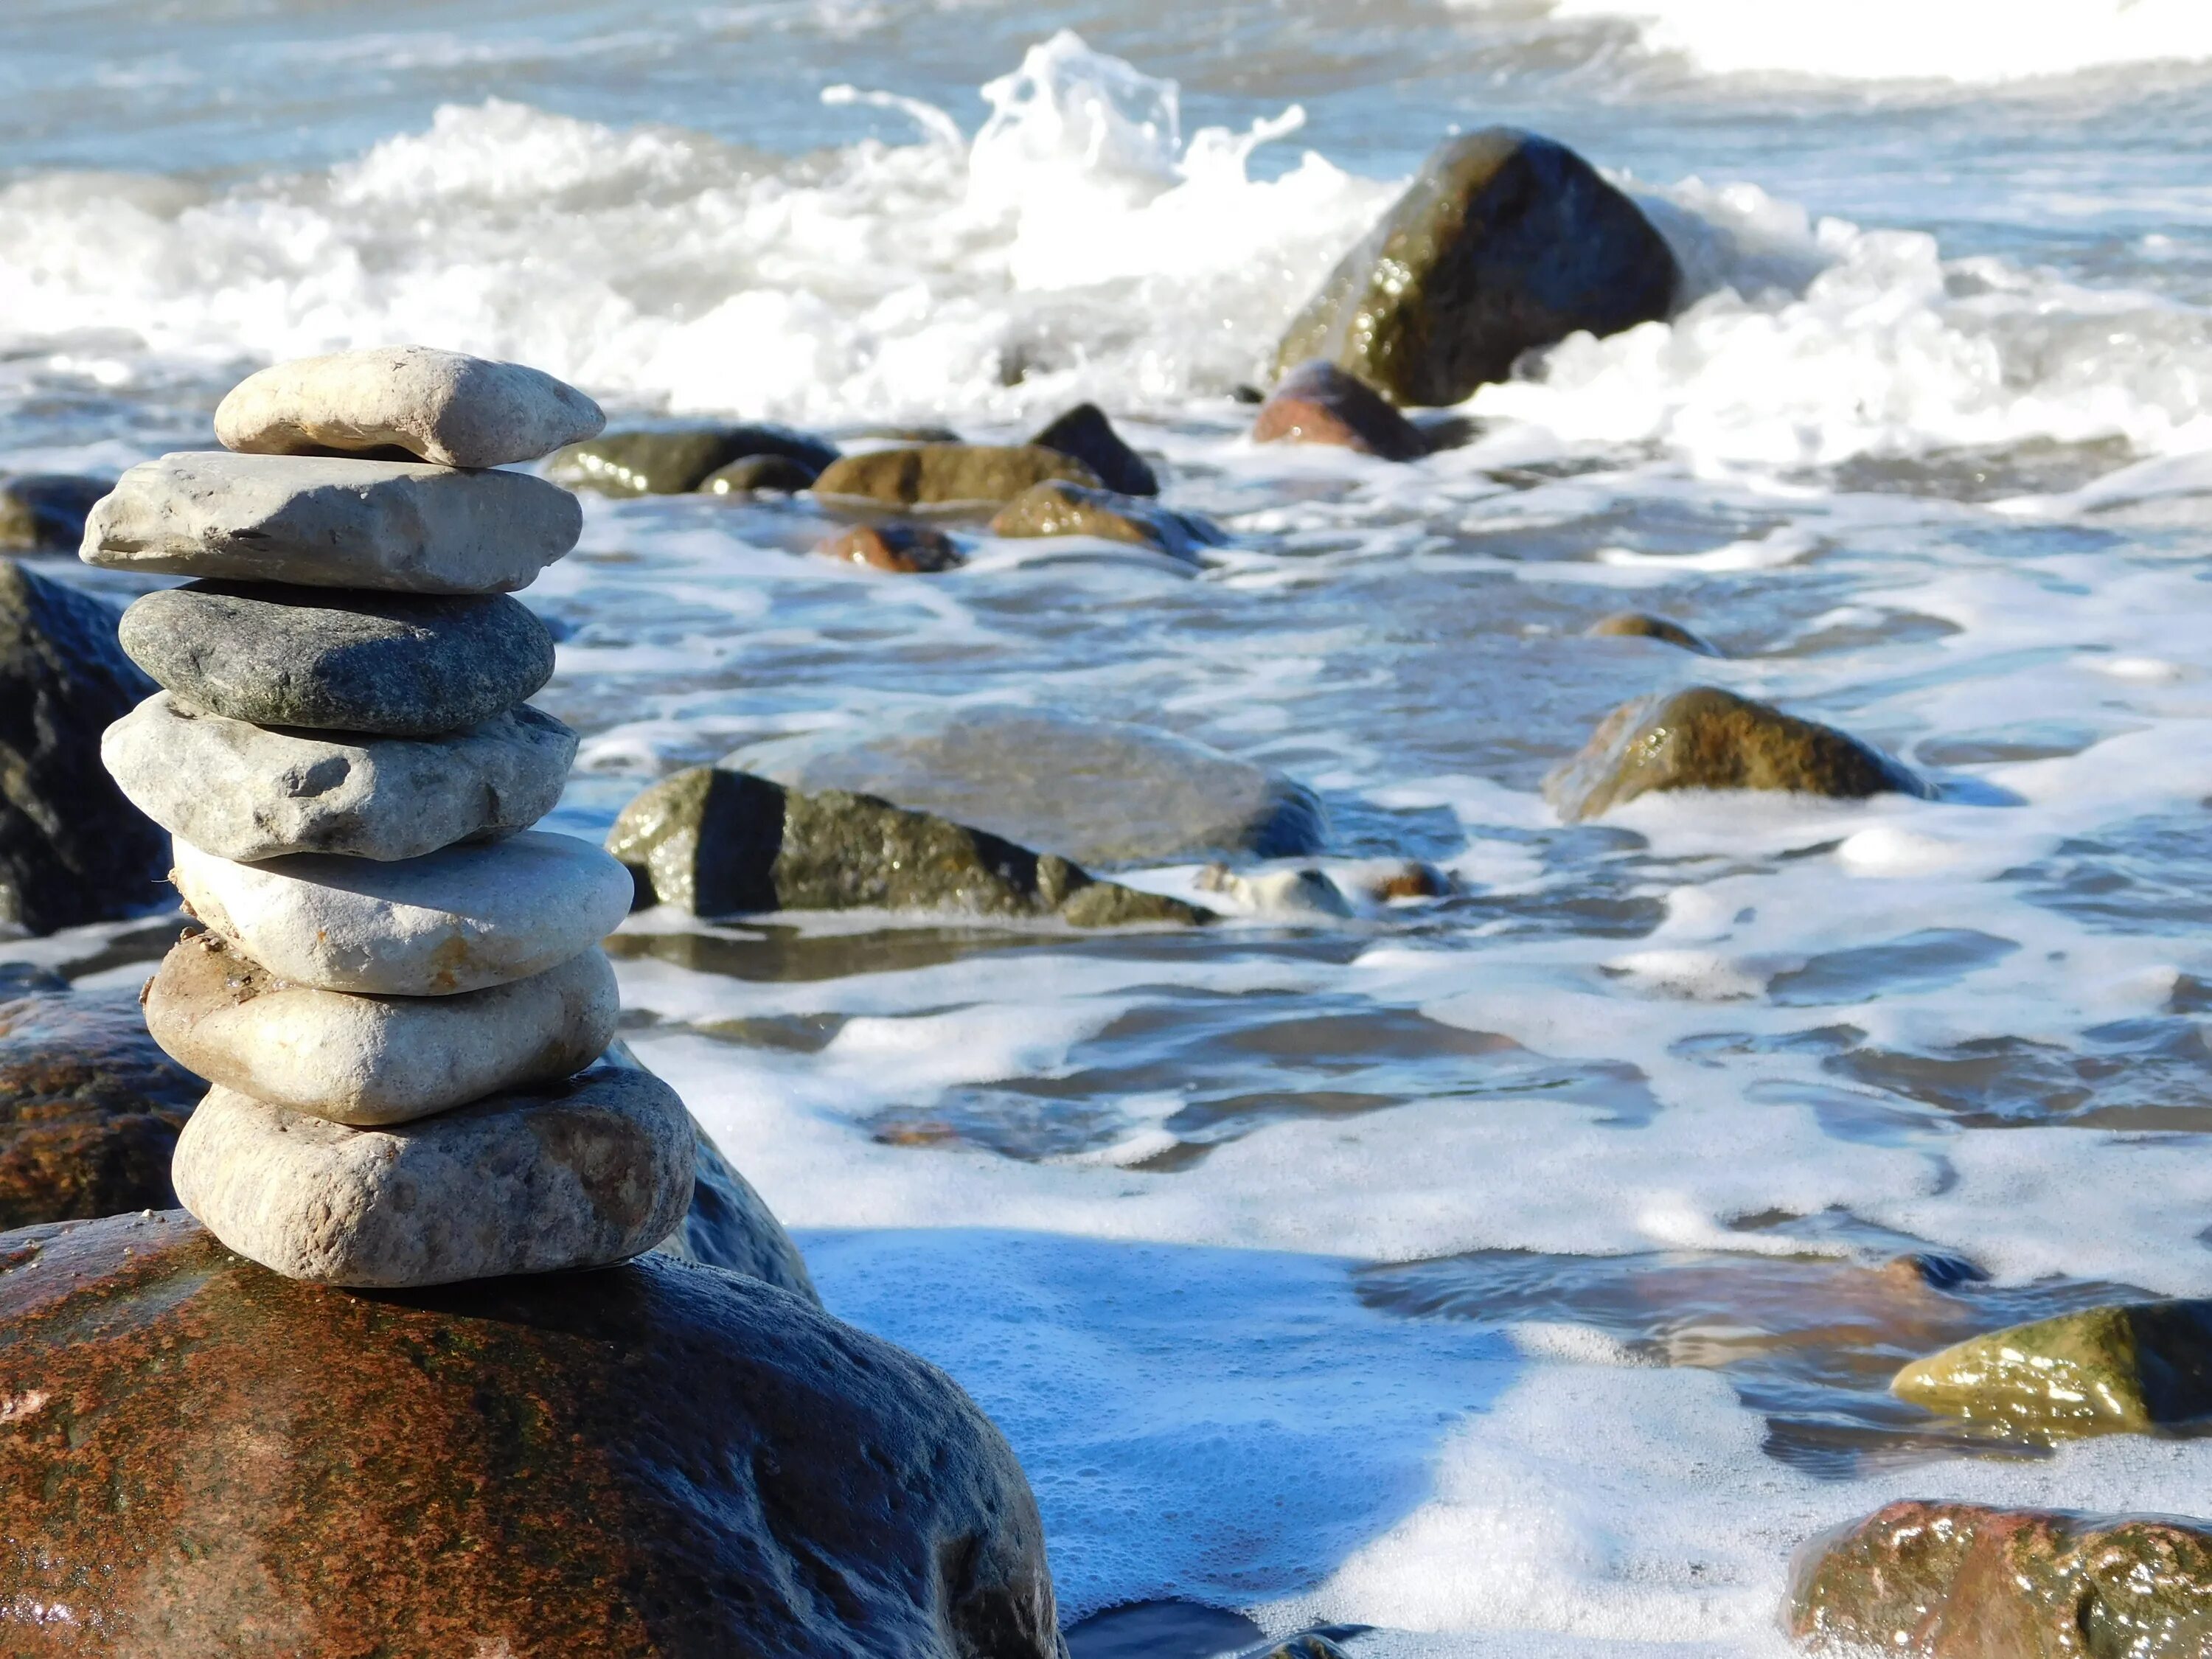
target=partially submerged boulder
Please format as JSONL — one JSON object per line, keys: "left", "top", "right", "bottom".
{"left": 0, "top": 1210, "right": 1065, "bottom": 1658}
{"left": 730, "top": 705, "right": 1327, "bottom": 866}
{"left": 1028, "top": 403, "right": 1158, "bottom": 496}
{"left": 1544, "top": 686, "right": 1930, "bottom": 821}
{"left": 815, "top": 522, "right": 967, "bottom": 573}
{"left": 0, "top": 560, "right": 169, "bottom": 933}
{"left": 1891, "top": 1300, "right": 2212, "bottom": 1440}
{"left": 1270, "top": 128, "right": 1680, "bottom": 406}
{"left": 988, "top": 481, "right": 1225, "bottom": 562}
{"left": 0, "top": 475, "right": 110, "bottom": 553}
{"left": 813, "top": 444, "right": 1100, "bottom": 508}
{"left": 700, "top": 453, "right": 821, "bottom": 495}
{"left": 1786, "top": 1500, "right": 2212, "bottom": 1658}
{"left": 1253, "top": 361, "right": 1429, "bottom": 461}
{"left": 606, "top": 768, "right": 1206, "bottom": 928}
{"left": 548, "top": 425, "right": 841, "bottom": 496}
{"left": 1587, "top": 611, "right": 1722, "bottom": 656}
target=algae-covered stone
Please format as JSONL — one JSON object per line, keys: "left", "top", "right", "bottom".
{"left": 813, "top": 443, "right": 1101, "bottom": 507}
{"left": 699, "top": 453, "right": 821, "bottom": 495}
{"left": 0, "top": 475, "right": 110, "bottom": 553}
{"left": 547, "top": 425, "right": 840, "bottom": 496}
{"left": 1785, "top": 1499, "right": 2212, "bottom": 1658}
{"left": 1252, "top": 360, "right": 1428, "bottom": 461}
{"left": 1544, "top": 686, "right": 1930, "bottom": 822}
{"left": 1028, "top": 403, "right": 1158, "bottom": 495}
{"left": 1891, "top": 1300, "right": 2212, "bottom": 1439}
{"left": 1587, "top": 611, "right": 1721, "bottom": 656}
{"left": 988, "top": 481, "right": 1225, "bottom": 563}
{"left": 655, "top": 1119, "right": 821, "bottom": 1306}
{"left": 1271, "top": 128, "right": 1679, "bottom": 406}
{"left": 815, "top": 522, "right": 966, "bottom": 573}
{"left": 607, "top": 768, "right": 1206, "bottom": 927}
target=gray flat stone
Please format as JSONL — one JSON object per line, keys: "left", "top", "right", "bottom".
{"left": 119, "top": 582, "right": 554, "bottom": 737}
{"left": 171, "top": 1055, "right": 695, "bottom": 1286}
{"left": 145, "top": 931, "right": 618, "bottom": 1124}
{"left": 105, "top": 695, "right": 576, "bottom": 863}
{"left": 170, "top": 830, "right": 633, "bottom": 995}
{"left": 81, "top": 451, "right": 580, "bottom": 594}
{"left": 215, "top": 347, "right": 605, "bottom": 469}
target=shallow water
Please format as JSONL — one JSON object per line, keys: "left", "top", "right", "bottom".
{"left": 10, "top": 1, "right": 2212, "bottom": 1652}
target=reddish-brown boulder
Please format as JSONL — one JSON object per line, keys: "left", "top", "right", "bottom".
{"left": 1252, "top": 361, "right": 1428, "bottom": 462}
{"left": 815, "top": 522, "right": 967, "bottom": 573}
{"left": 0, "top": 1211, "right": 1065, "bottom": 1658}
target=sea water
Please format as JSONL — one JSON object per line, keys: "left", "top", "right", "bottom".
{"left": 8, "top": 1, "right": 2212, "bottom": 1651}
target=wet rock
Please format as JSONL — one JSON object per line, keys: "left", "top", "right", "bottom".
{"left": 1064, "top": 1599, "right": 1265, "bottom": 1658}
{"left": 0, "top": 474, "right": 111, "bottom": 553}
{"left": 81, "top": 451, "right": 581, "bottom": 594}
{"left": 1891, "top": 1300, "right": 2212, "bottom": 1439}
{"left": 656, "top": 1119, "right": 821, "bottom": 1306}
{"left": 1544, "top": 686, "right": 1930, "bottom": 822}
{"left": 1195, "top": 864, "right": 1354, "bottom": 919}
{"left": 0, "top": 986, "right": 200, "bottom": 1227}
{"left": 1357, "top": 860, "right": 1456, "bottom": 902}
{"left": 988, "top": 481, "right": 1225, "bottom": 562}
{"left": 813, "top": 443, "right": 1101, "bottom": 507}
{"left": 1271, "top": 127, "right": 1680, "bottom": 406}
{"left": 117, "top": 582, "right": 554, "bottom": 737}
{"left": 607, "top": 767, "right": 1207, "bottom": 928}
{"left": 700, "top": 453, "right": 821, "bottom": 495}
{"left": 846, "top": 423, "right": 964, "bottom": 444}
{"left": 816, "top": 521, "right": 967, "bottom": 573}
{"left": 1785, "top": 1499, "right": 2212, "bottom": 1658}
{"left": 547, "top": 425, "right": 841, "bottom": 496}
{"left": 1028, "top": 403, "right": 1159, "bottom": 495}
{"left": 1252, "top": 361, "right": 1429, "bottom": 461}
{"left": 1587, "top": 611, "right": 1722, "bottom": 656}
{"left": 214, "top": 346, "right": 605, "bottom": 469}
{"left": 0, "top": 560, "right": 168, "bottom": 934}
{"left": 0, "top": 1208, "right": 1064, "bottom": 1658}
{"left": 730, "top": 704, "right": 1327, "bottom": 866}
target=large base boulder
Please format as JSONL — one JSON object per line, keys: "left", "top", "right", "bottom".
{"left": 0, "top": 1211, "right": 1065, "bottom": 1658}
{"left": 1787, "top": 1500, "right": 2212, "bottom": 1658}
{"left": 1270, "top": 128, "right": 1679, "bottom": 407}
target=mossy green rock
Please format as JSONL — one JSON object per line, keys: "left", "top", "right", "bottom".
{"left": 1787, "top": 1499, "right": 2212, "bottom": 1658}
{"left": 548, "top": 425, "right": 839, "bottom": 496}
{"left": 988, "top": 480, "right": 1224, "bottom": 563}
{"left": 1270, "top": 127, "right": 1679, "bottom": 407}
{"left": 813, "top": 444, "right": 1101, "bottom": 507}
{"left": 1891, "top": 1300, "right": 2212, "bottom": 1439}
{"left": 1544, "top": 686, "right": 1929, "bottom": 821}
{"left": 607, "top": 768, "right": 1206, "bottom": 927}
{"left": 1586, "top": 611, "right": 1721, "bottom": 656}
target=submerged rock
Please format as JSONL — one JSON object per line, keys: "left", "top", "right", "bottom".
{"left": 0, "top": 474, "right": 110, "bottom": 553}
{"left": 1587, "top": 611, "right": 1722, "bottom": 656}
{"left": 0, "top": 560, "right": 168, "bottom": 934}
{"left": 548, "top": 425, "right": 841, "bottom": 496}
{"left": 989, "top": 481, "right": 1225, "bottom": 562}
{"left": 606, "top": 767, "right": 1206, "bottom": 928}
{"left": 815, "top": 521, "right": 967, "bottom": 573}
{"left": 1270, "top": 128, "right": 1679, "bottom": 407}
{"left": 813, "top": 443, "right": 1101, "bottom": 507}
{"left": 1252, "top": 361, "right": 1429, "bottom": 461}
{"left": 1786, "top": 1499, "right": 2212, "bottom": 1658}
{"left": 1544, "top": 686, "right": 1930, "bottom": 821}
{"left": 1028, "top": 403, "right": 1159, "bottom": 495}
{"left": 0, "top": 1208, "right": 1065, "bottom": 1658}
{"left": 700, "top": 453, "right": 821, "bottom": 495}
{"left": 1891, "top": 1300, "right": 2212, "bottom": 1439}
{"left": 657, "top": 1119, "right": 821, "bottom": 1306}
{"left": 729, "top": 705, "right": 1327, "bottom": 866}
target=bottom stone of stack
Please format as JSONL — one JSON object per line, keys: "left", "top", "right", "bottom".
{"left": 145, "top": 930, "right": 619, "bottom": 1124}
{"left": 172, "top": 1057, "right": 694, "bottom": 1287}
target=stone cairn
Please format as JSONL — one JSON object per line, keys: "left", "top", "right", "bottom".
{"left": 84, "top": 346, "right": 698, "bottom": 1287}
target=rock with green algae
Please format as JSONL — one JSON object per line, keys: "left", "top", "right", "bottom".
{"left": 812, "top": 443, "right": 1101, "bottom": 507}
{"left": 1891, "top": 1300, "right": 2212, "bottom": 1439}
{"left": 1586, "top": 611, "right": 1722, "bottom": 656}
{"left": 547, "top": 424, "right": 840, "bottom": 496}
{"left": 1544, "top": 686, "right": 1930, "bottom": 822}
{"left": 606, "top": 767, "right": 1207, "bottom": 928}
{"left": 988, "top": 479, "right": 1225, "bottom": 562}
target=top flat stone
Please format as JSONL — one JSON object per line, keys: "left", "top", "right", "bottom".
{"left": 80, "top": 452, "right": 582, "bottom": 594}
{"left": 216, "top": 347, "right": 605, "bottom": 470}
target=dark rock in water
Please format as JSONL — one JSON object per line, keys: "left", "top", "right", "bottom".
{"left": 816, "top": 521, "right": 967, "bottom": 573}
{"left": 1271, "top": 128, "right": 1680, "bottom": 407}
{"left": 813, "top": 444, "right": 1101, "bottom": 507}
{"left": 0, "top": 964, "right": 67, "bottom": 995}
{"left": 1252, "top": 361, "right": 1428, "bottom": 461}
{"left": 730, "top": 704, "right": 1328, "bottom": 866}
{"left": 844, "top": 424, "right": 965, "bottom": 445}
{"left": 119, "top": 580, "right": 555, "bottom": 738}
{"left": 607, "top": 768, "right": 1207, "bottom": 928}
{"left": 989, "top": 481, "right": 1223, "bottom": 563}
{"left": 1544, "top": 686, "right": 1930, "bottom": 822}
{"left": 0, "top": 1209, "right": 1065, "bottom": 1659}
{"left": 1587, "top": 611, "right": 1722, "bottom": 656}
{"left": 0, "top": 560, "right": 169, "bottom": 934}
{"left": 1891, "top": 1300, "right": 2212, "bottom": 1440}
{"left": 0, "top": 984, "right": 200, "bottom": 1228}
{"left": 1242, "top": 1636, "right": 1360, "bottom": 1659}
{"left": 1786, "top": 1499, "right": 2212, "bottom": 1658}
{"left": 1064, "top": 1600, "right": 1265, "bottom": 1659}
{"left": 656, "top": 1114, "right": 821, "bottom": 1307}
{"left": 547, "top": 425, "right": 842, "bottom": 495}
{"left": 0, "top": 475, "right": 111, "bottom": 553}
{"left": 1028, "top": 403, "right": 1159, "bottom": 496}
{"left": 698, "top": 453, "right": 821, "bottom": 494}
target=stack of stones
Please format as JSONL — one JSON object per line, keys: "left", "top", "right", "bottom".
{"left": 83, "top": 347, "right": 698, "bottom": 1287}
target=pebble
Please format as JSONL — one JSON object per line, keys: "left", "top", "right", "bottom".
{"left": 119, "top": 582, "right": 554, "bottom": 738}
{"left": 170, "top": 830, "right": 633, "bottom": 996}
{"left": 815, "top": 523, "right": 965, "bottom": 572}
{"left": 81, "top": 452, "right": 581, "bottom": 594}
{"left": 104, "top": 695, "right": 575, "bottom": 863}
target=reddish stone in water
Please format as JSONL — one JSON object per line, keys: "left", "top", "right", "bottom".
{"left": 815, "top": 522, "right": 966, "bottom": 574}
{"left": 0, "top": 1211, "right": 1062, "bottom": 1658}
{"left": 1251, "top": 361, "right": 1428, "bottom": 462}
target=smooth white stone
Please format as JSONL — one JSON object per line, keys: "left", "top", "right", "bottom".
{"left": 80, "top": 451, "right": 580, "bottom": 594}
{"left": 145, "top": 931, "right": 619, "bottom": 1124}
{"left": 170, "top": 830, "right": 633, "bottom": 995}
{"left": 215, "top": 347, "right": 605, "bottom": 470}
{"left": 171, "top": 1057, "right": 695, "bottom": 1287}
{"left": 105, "top": 694, "right": 576, "bottom": 863}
